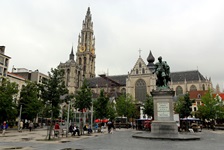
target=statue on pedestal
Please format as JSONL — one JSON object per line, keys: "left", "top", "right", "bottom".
{"left": 153, "top": 56, "right": 170, "bottom": 89}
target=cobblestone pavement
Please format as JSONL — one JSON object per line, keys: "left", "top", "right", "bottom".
{"left": 0, "top": 128, "right": 224, "bottom": 150}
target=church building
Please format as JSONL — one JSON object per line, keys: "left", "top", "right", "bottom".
{"left": 59, "top": 7, "right": 213, "bottom": 104}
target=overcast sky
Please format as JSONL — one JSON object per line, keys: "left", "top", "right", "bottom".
{"left": 0, "top": 0, "right": 223, "bottom": 91}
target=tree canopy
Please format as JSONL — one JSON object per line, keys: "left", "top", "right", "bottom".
{"left": 93, "top": 89, "right": 109, "bottom": 119}
{"left": 143, "top": 94, "right": 154, "bottom": 118}
{"left": 39, "top": 68, "right": 68, "bottom": 118}
{"left": 116, "top": 94, "right": 137, "bottom": 119}
{"left": 0, "top": 78, "right": 18, "bottom": 122}
{"left": 174, "top": 93, "right": 192, "bottom": 118}
{"left": 74, "top": 79, "right": 92, "bottom": 112}
{"left": 18, "top": 81, "right": 42, "bottom": 121}
{"left": 197, "top": 89, "right": 224, "bottom": 120}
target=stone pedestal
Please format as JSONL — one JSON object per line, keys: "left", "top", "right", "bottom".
{"left": 151, "top": 90, "right": 178, "bottom": 134}
{"left": 132, "top": 88, "right": 200, "bottom": 140}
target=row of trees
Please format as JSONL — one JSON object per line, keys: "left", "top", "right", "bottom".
{"left": 0, "top": 68, "right": 140, "bottom": 133}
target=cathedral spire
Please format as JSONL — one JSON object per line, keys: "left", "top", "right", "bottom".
{"left": 69, "top": 46, "right": 74, "bottom": 61}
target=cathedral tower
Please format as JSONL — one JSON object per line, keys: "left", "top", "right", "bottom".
{"left": 76, "top": 7, "right": 96, "bottom": 79}
{"left": 58, "top": 7, "right": 95, "bottom": 94}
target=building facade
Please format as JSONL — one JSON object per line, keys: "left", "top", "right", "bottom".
{"left": 0, "top": 46, "right": 10, "bottom": 80}
{"left": 7, "top": 72, "right": 26, "bottom": 103}
{"left": 12, "top": 68, "right": 48, "bottom": 84}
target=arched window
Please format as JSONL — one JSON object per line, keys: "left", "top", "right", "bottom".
{"left": 84, "top": 57, "right": 86, "bottom": 64}
{"left": 136, "top": 69, "right": 138, "bottom": 74}
{"left": 142, "top": 68, "right": 145, "bottom": 74}
{"left": 139, "top": 62, "right": 142, "bottom": 68}
{"left": 176, "top": 86, "right": 183, "bottom": 96}
{"left": 202, "top": 84, "right": 205, "bottom": 91}
{"left": 135, "top": 79, "right": 147, "bottom": 102}
{"left": 190, "top": 85, "right": 197, "bottom": 91}
{"left": 79, "top": 58, "right": 82, "bottom": 65}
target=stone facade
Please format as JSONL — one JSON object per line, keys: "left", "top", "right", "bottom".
{"left": 58, "top": 7, "right": 96, "bottom": 94}
{"left": 0, "top": 46, "right": 10, "bottom": 79}
{"left": 7, "top": 72, "right": 26, "bottom": 103}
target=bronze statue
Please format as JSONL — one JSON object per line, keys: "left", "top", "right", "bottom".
{"left": 153, "top": 56, "right": 170, "bottom": 88}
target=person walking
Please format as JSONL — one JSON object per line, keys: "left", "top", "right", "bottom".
{"left": 19, "top": 121, "right": 23, "bottom": 132}
{"left": 29, "top": 121, "right": 33, "bottom": 132}
{"left": 2, "top": 121, "right": 8, "bottom": 135}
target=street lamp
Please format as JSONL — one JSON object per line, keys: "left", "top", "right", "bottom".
{"left": 17, "top": 104, "right": 23, "bottom": 131}
{"left": 66, "top": 101, "right": 70, "bottom": 137}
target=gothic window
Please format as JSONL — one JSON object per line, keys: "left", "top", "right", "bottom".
{"left": 136, "top": 69, "right": 138, "bottom": 74}
{"left": 83, "top": 65, "right": 86, "bottom": 72}
{"left": 66, "top": 69, "right": 70, "bottom": 86}
{"left": 190, "top": 85, "right": 197, "bottom": 91}
{"left": 84, "top": 57, "right": 87, "bottom": 64}
{"left": 139, "top": 62, "right": 142, "bottom": 68}
{"left": 176, "top": 86, "right": 183, "bottom": 96}
{"left": 202, "top": 84, "right": 205, "bottom": 91}
{"left": 135, "top": 79, "right": 147, "bottom": 102}
{"left": 142, "top": 68, "right": 145, "bottom": 74}
{"left": 79, "top": 58, "right": 82, "bottom": 65}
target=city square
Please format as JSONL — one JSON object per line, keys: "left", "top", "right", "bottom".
{"left": 1, "top": 128, "right": 224, "bottom": 150}
{"left": 1, "top": 1, "right": 224, "bottom": 150}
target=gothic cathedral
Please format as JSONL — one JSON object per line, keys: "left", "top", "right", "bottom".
{"left": 59, "top": 7, "right": 213, "bottom": 103}
{"left": 58, "top": 7, "right": 95, "bottom": 94}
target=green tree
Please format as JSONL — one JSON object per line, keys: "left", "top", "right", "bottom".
{"left": 74, "top": 79, "right": 92, "bottom": 134}
{"left": 0, "top": 78, "right": 18, "bottom": 123}
{"left": 39, "top": 68, "right": 68, "bottom": 140}
{"left": 174, "top": 93, "right": 192, "bottom": 118}
{"left": 19, "top": 81, "right": 42, "bottom": 121}
{"left": 143, "top": 94, "right": 154, "bottom": 118}
{"left": 93, "top": 89, "right": 109, "bottom": 119}
{"left": 107, "top": 100, "right": 117, "bottom": 121}
{"left": 197, "top": 89, "right": 222, "bottom": 120}
{"left": 116, "top": 94, "right": 137, "bottom": 120}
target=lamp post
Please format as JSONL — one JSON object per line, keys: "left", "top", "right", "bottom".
{"left": 17, "top": 104, "right": 22, "bottom": 131}
{"left": 66, "top": 101, "right": 70, "bottom": 137}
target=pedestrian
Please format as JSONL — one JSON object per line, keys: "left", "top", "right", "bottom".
{"left": 19, "top": 121, "right": 23, "bottom": 132}
{"left": 2, "top": 121, "right": 8, "bottom": 135}
{"left": 29, "top": 121, "right": 33, "bottom": 132}
{"left": 107, "top": 120, "right": 112, "bottom": 133}
{"left": 54, "top": 122, "right": 60, "bottom": 137}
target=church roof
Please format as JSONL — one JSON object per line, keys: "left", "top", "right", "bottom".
{"left": 170, "top": 70, "right": 206, "bottom": 82}
{"left": 87, "top": 70, "right": 206, "bottom": 88}
{"left": 87, "top": 75, "right": 127, "bottom": 88}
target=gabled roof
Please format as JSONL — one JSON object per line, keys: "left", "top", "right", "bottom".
{"left": 170, "top": 70, "right": 206, "bottom": 82}
{"left": 189, "top": 90, "right": 208, "bottom": 99}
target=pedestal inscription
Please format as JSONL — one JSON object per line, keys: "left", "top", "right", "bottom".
{"left": 157, "top": 102, "right": 170, "bottom": 117}
{"left": 151, "top": 90, "right": 178, "bottom": 134}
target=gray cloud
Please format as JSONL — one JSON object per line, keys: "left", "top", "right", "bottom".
{"left": 0, "top": 0, "right": 223, "bottom": 90}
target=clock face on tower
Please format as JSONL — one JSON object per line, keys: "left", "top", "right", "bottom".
{"left": 79, "top": 45, "right": 85, "bottom": 52}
